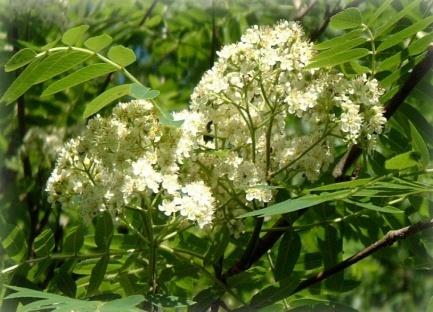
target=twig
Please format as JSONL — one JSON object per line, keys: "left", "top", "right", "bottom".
{"left": 309, "top": 0, "right": 364, "bottom": 41}
{"left": 223, "top": 214, "right": 303, "bottom": 279}
{"left": 8, "top": 22, "right": 38, "bottom": 259}
{"left": 294, "top": 0, "right": 318, "bottom": 21}
{"left": 138, "top": 0, "right": 158, "bottom": 27}
{"left": 210, "top": 0, "right": 219, "bottom": 67}
{"left": 291, "top": 218, "right": 433, "bottom": 294}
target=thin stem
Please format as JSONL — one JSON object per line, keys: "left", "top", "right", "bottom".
{"left": 291, "top": 218, "right": 433, "bottom": 295}
{"left": 164, "top": 248, "right": 247, "bottom": 306}
{"left": 141, "top": 197, "right": 157, "bottom": 294}
{"left": 363, "top": 24, "right": 376, "bottom": 76}
{"left": 259, "top": 80, "right": 276, "bottom": 181}
{"left": 120, "top": 215, "right": 150, "bottom": 245}
{"left": 266, "top": 252, "right": 290, "bottom": 310}
{"left": 271, "top": 128, "right": 330, "bottom": 177}
{"left": 35, "top": 46, "right": 142, "bottom": 86}
{"left": 1, "top": 249, "right": 144, "bottom": 275}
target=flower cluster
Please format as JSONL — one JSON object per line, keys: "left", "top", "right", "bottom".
{"left": 174, "top": 21, "right": 385, "bottom": 215}
{"left": 22, "top": 126, "right": 65, "bottom": 163}
{"left": 47, "top": 21, "right": 385, "bottom": 231}
{"left": 46, "top": 100, "right": 215, "bottom": 228}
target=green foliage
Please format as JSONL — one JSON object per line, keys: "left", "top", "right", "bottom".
{"left": 1, "top": 1, "right": 433, "bottom": 312}
{"left": 42, "top": 63, "right": 117, "bottom": 97}
{"left": 4, "top": 285, "right": 145, "bottom": 312}
{"left": 84, "top": 34, "right": 113, "bottom": 52}
{"left": 107, "top": 45, "right": 136, "bottom": 67}
{"left": 62, "top": 25, "right": 90, "bottom": 46}
{"left": 82, "top": 83, "right": 132, "bottom": 118}
{"left": 4, "top": 48, "right": 37, "bottom": 72}
{"left": 329, "top": 8, "right": 363, "bottom": 30}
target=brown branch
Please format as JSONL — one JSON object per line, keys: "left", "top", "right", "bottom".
{"left": 294, "top": 0, "right": 318, "bottom": 21}
{"left": 333, "top": 45, "right": 433, "bottom": 180}
{"left": 138, "top": 0, "right": 158, "bottom": 27}
{"left": 210, "top": 0, "right": 219, "bottom": 67}
{"left": 223, "top": 213, "right": 306, "bottom": 279}
{"left": 8, "top": 22, "right": 38, "bottom": 259}
{"left": 291, "top": 218, "right": 433, "bottom": 294}
{"left": 309, "top": 0, "right": 364, "bottom": 41}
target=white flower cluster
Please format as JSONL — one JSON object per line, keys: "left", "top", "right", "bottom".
{"left": 46, "top": 100, "right": 215, "bottom": 227}
{"left": 47, "top": 21, "right": 385, "bottom": 231}
{"left": 22, "top": 126, "right": 65, "bottom": 162}
{"left": 174, "top": 21, "right": 385, "bottom": 212}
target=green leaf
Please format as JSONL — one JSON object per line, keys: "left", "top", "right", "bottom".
{"left": 366, "top": 0, "right": 394, "bottom": 27}
{"left": 95, "top": 211, "right": 114, "bottom": 249}
{"left": 377, "top": 52, "right": 404, "bottom": 73}
{"left": 107, "top": 45, "right": 136, "bottom": 67}
{"left": 287, "top": 302, "right": 359, "bottom": 311}
{"left": 83, "top": 84, "right": 132, "bottom": 118}
{"left": 100, "top": 295, "right": 145, "bottom": 312}
{"left": 41, "top": 39, "right": 60, "bottom": 51}
{"left": 401, "top": 104, "right": 433, "bottom": 145}
{"left": 408, "top": 33, "right": 433, "bottom": 56}
{"left": 73, "top": 259, "right": 122, "bottom": 275}
{"left": 427, "top": 295, "right": 433, "bottom": 312}
{"left": 86, "top": 255, "right": 109, "bottom": 296}
{"left": 320, "top": 226, "right": 343, "bottom": 290}
{"left": 376, "top": 16, "right": 433, "bottom": 53}
{"left": 274, "top": 231, "right": 301, "bottom": 281}
{"left": 130, "top": 84, "right": 181, "bottom": 128}
{"left": 62, "top": 25, "right": 89, "bottom": 46}
{"left": 375, "top": 0, "right": 421, "bottom": 38}
{"left": 329, "top": 8, "right": 363, "bottom": 30}
{"left": 315, "top": 30, "right": 364, "bottom": 50}
{"left": 33, "top": 50, "right": 91, "bottom": 84}
{"left": 52, "top": 271, "right": 77, "bottom": 298}
{"left": 1, "top": 57, "right": 43, "bottom": 105}
{"left": 385, "top": 151, "right": 421, "bottom": 170}
{"left": 145, "top": 15, "right": 162, "bottom": 28}
{"left": 409, "top": 121, "right": 430, "bottom": 167}
{"left": 310, "top": 178, "right": 373, "bottom": 192}
{"left": 313, "top": 38, "right": 368, "bottom": 62}
{"left": 130, "top": 83, "right": 160, "bottom": 100}
{"left": 146, "top": 294, "right": 195, "bottom": 308}
{"left": 344, "top": 199, "right": 403, "bottom": 214}
{"left": 4, "top": 286, "right": 144, "bottom": 312}
{"left": 306, "top": 48, "right": 370, "bottom": 69}
{"left": 42, "top": 63, "right": 117, "bottom": 96}
{"left": 4, "top": 48, "right": 37, "bottom": 72}
{"left": 84, "top": 34, "right": 113, "bottom": 52}
{"left": 1, "top": 225, "right": 27, "bottom": 262}
{"left": 240, "top": 190, "right": 351, "bottom": 218}
{"left": 34, "top": 229, "right": 55, "bottom": 257}
{"left": 190, "top": 287, "right": 224, "bottom": 312}
{"left": 63, "top": 225, "right": 84, "bottom": 254}
{"left": 249, "top": 278, "right": 299, "bottom": 310}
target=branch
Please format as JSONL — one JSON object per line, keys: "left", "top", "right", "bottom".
{"left": 222, "top": 46, "right": 433, "bottom": 281}
{"left": 138, "top": 0, "right": 158, "bottom": 26}
{"left": 223, "top": 213, "right": 305, "bottom": 279}
{"left": 292, "top": 218, "right": 433, "bottom": 294}
{"left": 333, "top": 45, "right": 433, "bottom": 180}
{"left": 294, "top": 0, "right": 318, "bottom": 21}
{"left": 309, "top": 0, "right": 364, "bottom": 41}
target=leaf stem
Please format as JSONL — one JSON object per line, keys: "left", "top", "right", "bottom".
{"left": 363, "top": 24, "right": 376, "bottom": 76}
